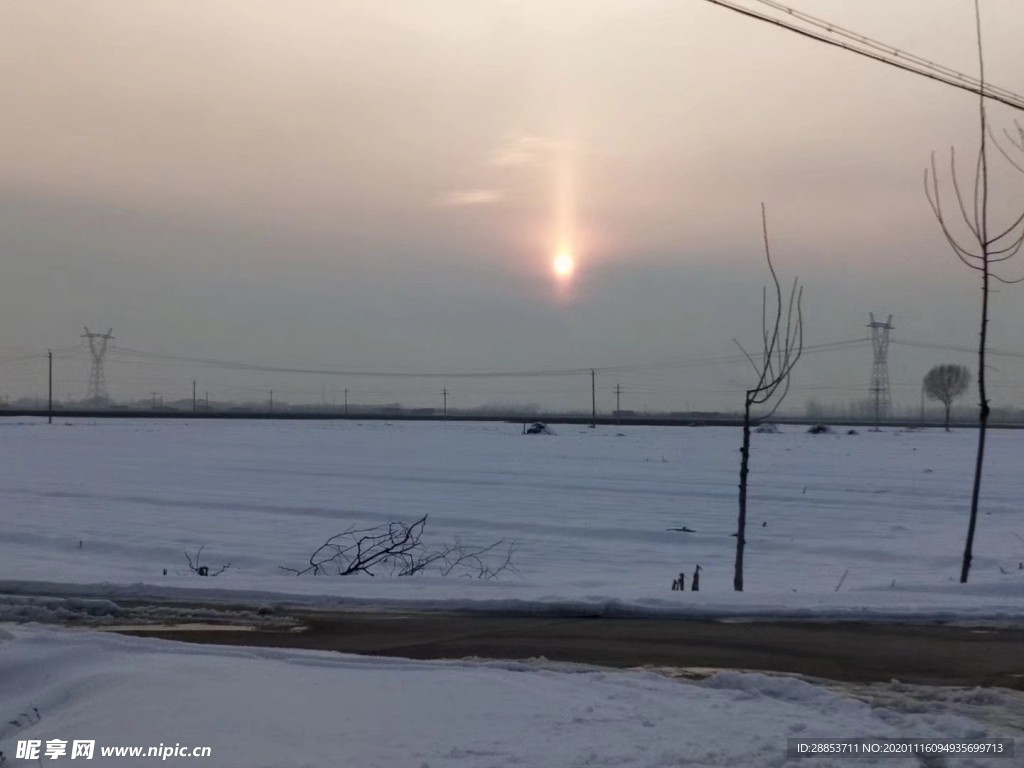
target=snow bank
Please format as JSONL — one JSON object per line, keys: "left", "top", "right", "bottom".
{"left": 0, "top": 627, "right": 1018, "bottom": 767}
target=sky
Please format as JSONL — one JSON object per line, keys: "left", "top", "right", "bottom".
{"left": 2, "top": 0, "right": 1024, "bottom": 413}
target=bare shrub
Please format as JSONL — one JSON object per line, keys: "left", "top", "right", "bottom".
{"left": 184, "top": 545, "right": 230, "bottom": 577}
{"left": 283, "top": 515, "right": 519, "bottom": 579}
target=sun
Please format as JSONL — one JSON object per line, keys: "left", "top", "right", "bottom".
{"left": 553, "top": 251, "right": 575, "bottom": 278}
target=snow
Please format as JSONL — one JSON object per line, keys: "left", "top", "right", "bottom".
{"left": 0, "top": 418, "right": 1022, "bottom": 621}
{"left": 0, "top": 626, "right": 1019, "bottom": 767}
{"left": 2, "top": 419, "right": 1021, "bottom": 766}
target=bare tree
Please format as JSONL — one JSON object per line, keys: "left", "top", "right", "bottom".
{"left": 732, "top": 204, "right": 803, "bottom": 592}
{"left": 923, "top": 364, "right": 971, "bottom": 431}
{"left": 923, "top": 0, "right": 1024, "bottom": 583}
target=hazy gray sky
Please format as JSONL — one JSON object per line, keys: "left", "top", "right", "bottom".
{"left": 2, "top": 0, "right": 1024, "bottom": 412}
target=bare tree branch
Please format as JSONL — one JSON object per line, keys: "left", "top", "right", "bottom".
{"left": 991, "top": 271, "right": 1024, "bottom": 285}
{"left": 991, "top": 125, "right": 1024, "bottom": 174}
{"left": 284, "top": 516, "right": 519, "bottom": 580}
{"left": 732, "top": 338, "right": 762, "bottom": 376}
{"left": 949, "top": 148, "right": 982, "bottom": 240}
{"left": 988, "top": 210, "right": 1024, "bottom": 247}
{"left": 184, "top": 545, "right": 230, "bottom": 577}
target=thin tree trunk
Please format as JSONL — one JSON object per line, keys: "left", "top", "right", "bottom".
{"left": 962, "top": 0, "right": 989, "bottom": 585}
{"left": 962, "top": 270, "right": 989, "bottom": 582}
{"left": 735, "top": 397, "right": 752, "bottom": 592}
{"left": 944, "top": 402, "right": 951, "bottom": 432}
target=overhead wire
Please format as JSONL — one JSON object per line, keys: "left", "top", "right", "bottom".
{"left": 748, "top": 0, "right": 1024, "bottom": 105}
{"left": 104, "top": 338, "right": 871, "bottom": 381}
{"left": 697, "top": 0, "right": 1024, "bottom": 112}
{"left": 892, "top": 339, "right": 1024, "bottom": 360}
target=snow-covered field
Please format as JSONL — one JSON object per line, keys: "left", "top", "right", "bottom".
{"left": 2, "top": 418, "right": 1022, "bottom": 767}
{"left": 0, "top": 626, "right": 1020, "bottom": 768}
{"left": 1, "top": 417, "right": 1022, "bottom": 620}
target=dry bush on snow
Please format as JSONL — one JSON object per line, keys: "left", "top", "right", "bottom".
{"left": 282, "top": 515, "right": 519, "bottom": 579}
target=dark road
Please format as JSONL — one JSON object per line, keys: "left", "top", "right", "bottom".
{"left": 117, "top": 612, "right": 1024, "bottom": 688}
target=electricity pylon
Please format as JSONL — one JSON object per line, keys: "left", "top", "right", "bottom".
{"left": 82, "top": 327, "right": 114, "bottom": 405}
{"left": 867, "top": 314, "right": 893, "bottom": 427}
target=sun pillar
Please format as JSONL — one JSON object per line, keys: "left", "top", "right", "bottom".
{"left": 552, "top": 143, "right": 576, "bottom": 284}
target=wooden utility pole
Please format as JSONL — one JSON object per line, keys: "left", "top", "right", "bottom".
{"left": 192, "top": 379, "right": 197, "bottom": 412}
{"left": 269, "top": 390, "right": 273, "bottom": 412}
{"left": 344, "top": 388, "right": 348, "bottom": 416}
{"left": 614, "top": 383, "right": 622, "bottom": 424}
{"left": 47, "top": 350, "right": 53, "bottom": 425}
{"left": 590, "top": 369, "right": 596, "bottom": 428}
{"left": 442, "top": 387, "right": 448, "bottom": 419}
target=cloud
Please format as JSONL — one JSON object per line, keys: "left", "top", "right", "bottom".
{"left": 434, "top": 132, "right": 567, "bottom": 210}
{"left": 488, "top": 132, "right": 564, "bottom": 168}
{"left": 435, "top": 188, "right": 505, "bottom": 207}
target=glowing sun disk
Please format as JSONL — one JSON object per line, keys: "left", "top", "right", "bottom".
{"left": 553, "top": 252, "right": 575, "bottom": 277}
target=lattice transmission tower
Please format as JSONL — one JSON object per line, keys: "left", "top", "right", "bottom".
{"left": 82, "top": 327, "right": 114, "bottom": 405}
{"left": 866, "top": 314, "right": 893, "bottom": 425}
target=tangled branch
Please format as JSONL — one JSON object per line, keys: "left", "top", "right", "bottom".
{"left": 733, "top": 204, "right": 804, "bottom": 421}
{"left": 282, "top": 515, "right": 519, "bottom": 579}
{"left": 184, "top": 545, "right": 230, "bottom": 577}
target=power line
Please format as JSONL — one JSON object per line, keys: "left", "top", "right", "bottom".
{"left": 109, "top": 346, "right": 594, "bottom": 379}
{"left": 10, "top": 336, "right": 1021, "bottom": 406}
{"left": 893, "top": 339, "right": 1024, "bottom": 361}
{"left": 0, "top": 353, "right": 48, "bottom": 366}
{"left": 104, "top": 337, "right": 871, "bottom": 381}
{"left": 619, "top": 338, "right": 869, "bottom": 372}
{"left": 749, "top": 0, "right": 1024, "bottom": 106}
{"left": 696, "top": 0, "right": 1024, "bottom": 112}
